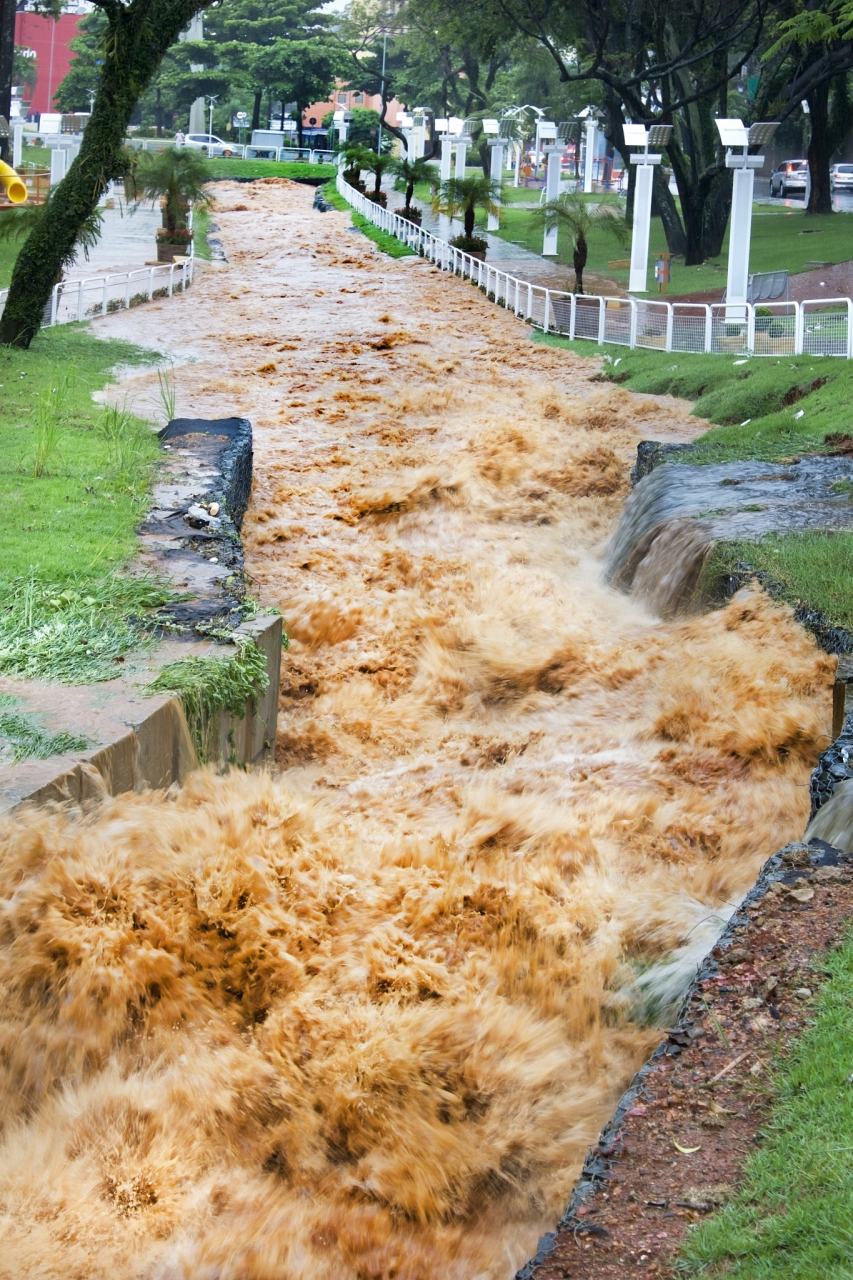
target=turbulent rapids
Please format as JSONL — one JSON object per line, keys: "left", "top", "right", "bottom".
{"left": 0, "top": 181, "right": 835, "bottom": 1279}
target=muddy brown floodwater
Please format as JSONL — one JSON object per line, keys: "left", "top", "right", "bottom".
{"left": 0, "top": 181, "right": 835, "bottom": 1279}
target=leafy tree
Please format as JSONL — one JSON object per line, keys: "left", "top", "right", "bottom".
{"left": 322, "top": 106, "right": 390, "bottom": 150}
{"left": 54, "top": 10, "right": 105, "bottom": 112}
{"left": 532, "top": 193, "right": 629, "bottom": 294}
{"left": 13, "top": 47, "right": 38, "bottom": 103}
{"left": 250, "top": 37, "right": 340, "bottom": 147}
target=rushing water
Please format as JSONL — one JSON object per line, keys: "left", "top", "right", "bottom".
{"left": 0, "top": 182, "right": 836, "bottom": 1278}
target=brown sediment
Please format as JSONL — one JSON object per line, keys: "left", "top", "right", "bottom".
{"left": 0, "top": 180, "right": 836, "bottom": 1279}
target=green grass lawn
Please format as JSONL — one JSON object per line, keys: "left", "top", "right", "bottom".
{"left": 207, "top": 158, "right": 336, "bottom": 181}
{"left": 492, "top": 205, "right": 853, "bottom": 296}
{"left": 537, "top": 337, "right": 853, "bottom": 630}
{"left": 0, "top": 326, "right": 161, "bottom": 589}
{"left": 677, "top": 926, "right": 853, "bottom": 1279}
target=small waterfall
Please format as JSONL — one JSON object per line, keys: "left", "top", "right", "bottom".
{"left": 605, "top": 454, "right": 853, "bottom": 618}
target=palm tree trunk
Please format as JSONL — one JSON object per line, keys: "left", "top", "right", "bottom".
{"left": 573, "top": 236, "right": 587, "bottom": 294}
{"left": 464, "top": 204, "right": 475, "bottom": 238}
{"left": 251, "top": 89, "right": 262, "bottom": 131}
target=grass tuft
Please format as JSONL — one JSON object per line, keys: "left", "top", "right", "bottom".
{"left": 147, "top": 637, "right": 269, "bottom": 763}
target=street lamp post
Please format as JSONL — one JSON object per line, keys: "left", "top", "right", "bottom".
{"left": 206, "top": 95, "right": 218, "bottom": 141}
{"left": 714, "top": 118, "right": 779, "bottom": 310}
{"left": 624, "top": 122, "right": 673, "bottom": 294}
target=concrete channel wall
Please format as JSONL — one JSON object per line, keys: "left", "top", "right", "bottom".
{"left": 0, "top": 417, "right": 282, "bottom": 814}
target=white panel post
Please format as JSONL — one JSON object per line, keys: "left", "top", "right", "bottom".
{"left": 49, "top": 146, "right": 66, "bottom": 187}
{"left": 487, "top": 140, "right": 503, "bottom": 231}
{"left": 583, "top": 118, "right": 597, "bottom": 192}
{"left": 440, "top": 135, "right": 453, "bottom": 182}
{"left": 725, "top": 165, "right": 756, "bottom": 307}
{"left": 455, "top": 140, "right": 467, "bottom": 178}
{"left": 629, "top": 163, "right": 655, "bottom": 293}
{"left": 12, "top": 121, "right": 22, "bottom": 168}
{"left": 542, "top": 146, "right": 564, "bottom": 255}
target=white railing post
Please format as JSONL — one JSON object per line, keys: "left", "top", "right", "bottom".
{"left": 704, "top": 305, "right": 713, "bottom": 354}
{"left": 77, "top": 280, "right": 84, "bottom": 322}
{"left": 746, "top": 303, "right": 756, "bottom": 353}
{"left": 569, "top": 295, "right": 577, "bottom": 341}
{"left": 794, "top": 302, "right": 804, "bottom": 356}
{"left": 147, "top": 268, "right": 154, "bottom": 300}
{"left": 543, "top": 290, "right": 550, "bottom": 333}
{"left": 101, "top": 276, "right": 109, "bottom": 316}
{"left": 665, "top": 304, "right": 674, "bottom": 353}
{"left": 597, "top": 297, "right": 606, "bottom": 345}
{"left": 168, "top": 263, "right": 175, "bottom": 296}
{"left": 50, "top": 284, "right": 59, "bottom": 326}
{"left": 847, "top": 299, "right": 853, "bottom": 360}
{"left": 125, "top": 273, "right": 131, "bottom": 309}
{"left": 527, "top": 282, "right": 533, "bottom": 319}
{"left": 629, "top": 299, "right": 638, "bottom": 349}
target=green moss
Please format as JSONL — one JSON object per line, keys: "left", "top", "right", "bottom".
{"left": 677, "top": 927, "right": 853, "bottom": 1278}
{"left": 148, "top": 637, "right": 269, "bottom": 764}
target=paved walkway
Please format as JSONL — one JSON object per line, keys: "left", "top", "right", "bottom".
{"left": 67, "top": 200, "right": 164, "bottom": 276}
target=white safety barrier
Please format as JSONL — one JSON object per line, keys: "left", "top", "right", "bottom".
{"left": 336, "top": 173, "right": 853, "bottom": 359}
{"left": 0, "top": 255, "right": 195, "bottom": 328}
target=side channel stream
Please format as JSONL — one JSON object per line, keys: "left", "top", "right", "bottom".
{"left": 0, "top": 180, "right": 836, "bottom": 1279}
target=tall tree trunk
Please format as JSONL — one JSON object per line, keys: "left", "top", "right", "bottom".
{"left": 653, "top": 167, "right": 688, "bottom": 258}
{"left": 573, "top": 238, "right": 586, "bottom": 294}
{"left": 296, "top": 100, "right": 303, "bottom": 151}
{"left": 0, "top": 0, "right": 15, "bottom": 164}
{"left": 700, "top": 168, "right": 733, "bottom": 259}
{"left": 0, "top": 0, "right": 209, "bottom": 348}
{"left": 806, "top": 81, "right": 832, "bottom": 214}
{"left": 155, "top": 85, "right": 163, "bottom": 138}
{"left": 251, "top": 89, "right": 262, "bottom": 131}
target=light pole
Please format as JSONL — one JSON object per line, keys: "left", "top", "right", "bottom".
{"left": 541, "top": 123, "right": 570, "bottom": 256}
{"left": 714, "top": 118, "right": 779, "bottom": 310}
{"left": 206, "top": 95, "right": 218, "bottom": 141}
{"left": 624, "top": 122, "right": 673, "bottom": 293}
{"left": 376, "top": 29, "right": 388, "bottom": 154}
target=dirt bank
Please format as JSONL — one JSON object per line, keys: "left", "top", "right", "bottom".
{"left": 0, "top": 180, "right": 835, "bottom": 1280}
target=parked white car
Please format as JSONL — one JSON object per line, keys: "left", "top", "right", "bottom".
{"left": 830, "top": 163, "right": 853, "bottom": 190}
{"left": 182, "top": 133, "right": 236, "bottom": 156}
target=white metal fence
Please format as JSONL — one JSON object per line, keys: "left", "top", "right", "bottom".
{"left": 0, "top": 256, "right": 195, "bottom": 328}
{"left": 336, "top": 173, "right": 853, "bottom": 359}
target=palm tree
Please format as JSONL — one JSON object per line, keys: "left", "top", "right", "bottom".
{"left": 361, "top": 150, "right": 394, "bottom": 202}
{"left": 125, "top": 147, "right": 213, "bottom": 242}
{"left": 390, "top": 155, "right": 434, "bottom": 212}
{"left": 432, "top": 174, "right": 502, "bottom": 245}
{"left": 338, "top": 143, "right": 370, "bottom": 189}
{"left": 532, "top": 193, "right": 629, "bottom": 294}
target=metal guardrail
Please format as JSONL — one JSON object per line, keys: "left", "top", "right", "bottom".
{"left": 336, "top": 173, "right": 853, "bottom": 359}
{"left": 127, "top": 138, "right": 336, "bottom": 165}
{"left": 0, "top": 256, "right": 195, "bottom": 328}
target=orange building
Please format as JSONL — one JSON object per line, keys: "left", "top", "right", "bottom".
{"left": 302, "top": 84, "right": 405, "bottom": 140}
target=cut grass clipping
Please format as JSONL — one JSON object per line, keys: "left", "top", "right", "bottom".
{"left": 677, "top": 927, "right": 853, "bottom": 1279}
{"left": 0, "top": 574, "right": 175, "bottom": 683}
{"left": 0, "top": 710, "right": 88, "bottom": 763}
{"left": 322, "top": 181, "right": 416, "bottom": 259}
{"left": 148, "top": 637, "right": 268, "bottom": 764}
